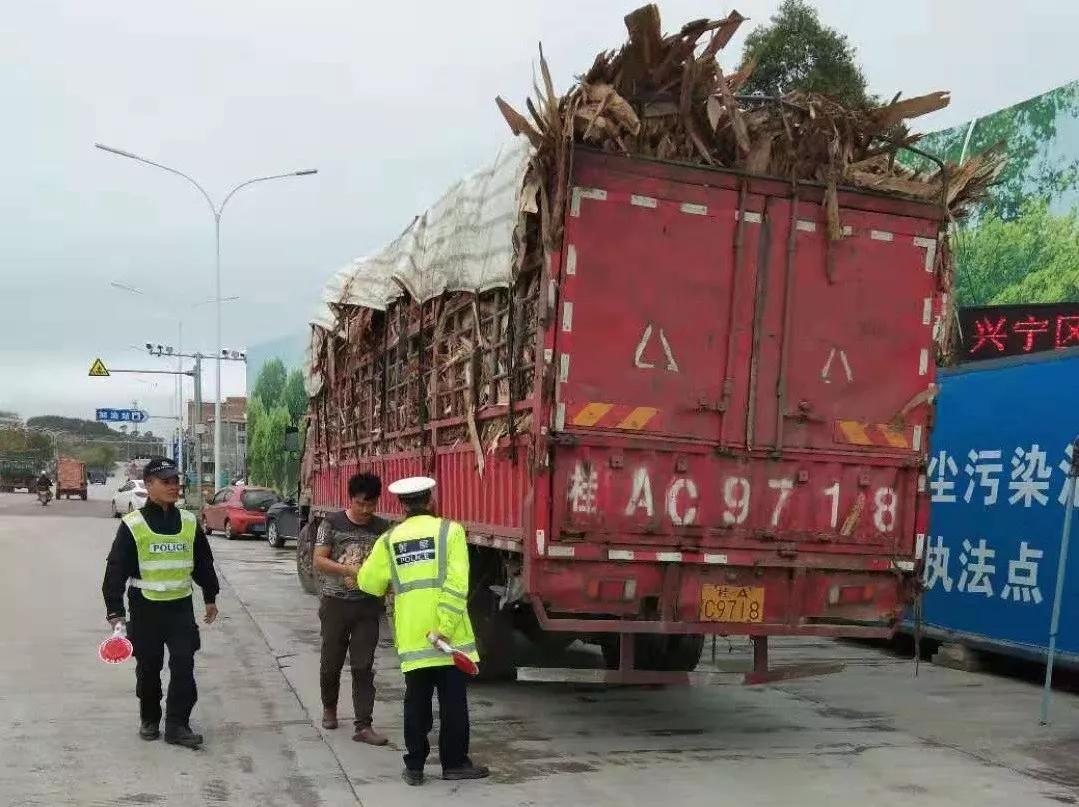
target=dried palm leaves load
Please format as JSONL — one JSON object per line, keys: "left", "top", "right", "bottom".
{"left": 497, "top": 4, "right": 1004, "bottom": 242}
{"left": 305, "top": 4, "right": 1004, "bottom": 477}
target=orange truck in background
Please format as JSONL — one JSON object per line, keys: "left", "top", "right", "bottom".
{"left": 56, "top": 457, "right": 87, "bottom": 501}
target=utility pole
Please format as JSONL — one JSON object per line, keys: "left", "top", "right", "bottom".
{"left": 192, "top": 352, "right": 204, "bottom": 508}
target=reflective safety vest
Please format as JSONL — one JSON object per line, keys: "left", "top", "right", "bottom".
{"left": 357, "top": 514, "right": 478, "bottom": 673}
{"left": 122, "top": 509, "right": 197, "bottom": 602}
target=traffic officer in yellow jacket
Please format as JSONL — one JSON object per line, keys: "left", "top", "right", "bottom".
{"left": 102, "top": 457, "right": 219, "bottom": 749}
{"left": 357, "top": 476, "right": 489, "bottom": 786}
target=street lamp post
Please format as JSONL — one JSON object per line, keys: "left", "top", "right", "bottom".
{"left": 96, "top": 143, "right": 316, "bottom": 487}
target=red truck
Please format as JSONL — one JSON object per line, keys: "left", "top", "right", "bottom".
{"left": 300, "top": 148, "right": 941, "bottom": 683}
{"left": 56, "top": 456, "right": 88, "bottom": 500}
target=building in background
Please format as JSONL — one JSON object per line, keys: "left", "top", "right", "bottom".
{"left": 184, "top": 396, "right": 247, "bottom": 487}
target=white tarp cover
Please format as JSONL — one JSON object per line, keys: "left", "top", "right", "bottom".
{"left": 305, "top": 136, "right": 532, "bottom": 397}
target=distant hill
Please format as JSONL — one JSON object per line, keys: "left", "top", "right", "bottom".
{"left": 26, "top": 415, "right": 156, "bottom": 441}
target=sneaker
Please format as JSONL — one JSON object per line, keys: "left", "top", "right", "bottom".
{"left": 322, "top": 709, "right": 339, "bottom": 730}
{"left": 353, "top": 725, "right": 388, "bottom": 746}
{"left": 139, "top": 721, "right": 160, "bottom": 741}
{"left": 164, "top": 725, "right": 204, "bottom": 749}
{"left": 402, "top": 768, "right": 425, "bottom": 786}
{"left": 442, "top": 763, "right": 490, "bottom": 780}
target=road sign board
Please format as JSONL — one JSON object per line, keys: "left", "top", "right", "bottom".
{"left": 95, "top": 408, "right": 148, "bottom": 424}
{"left": 88, "top": 358, "right": 110, "bottom": 377}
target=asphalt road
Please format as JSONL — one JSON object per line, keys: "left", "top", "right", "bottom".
{"left": 3, "top": 481, "right": 1079, "bottom": 806}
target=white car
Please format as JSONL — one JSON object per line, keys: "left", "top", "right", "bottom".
{"left": 111, "top": 479, "right": 148, "bottom": 517}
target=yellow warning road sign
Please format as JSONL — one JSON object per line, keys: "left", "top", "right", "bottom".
{"left": 88, "top": 358, "right": 110, "bottom": 377}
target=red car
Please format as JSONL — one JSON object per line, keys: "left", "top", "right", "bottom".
{"left": 200, "top": 485, "right": 280, "bottom": 540}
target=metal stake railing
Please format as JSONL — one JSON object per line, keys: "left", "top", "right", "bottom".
{"left": 1041, "top": 435, "right": 1079, "bottom": 724}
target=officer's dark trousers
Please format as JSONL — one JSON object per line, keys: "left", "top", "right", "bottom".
{"left": 128, "top": 598, "right": 201, "bottom": 728}
{"left": 402, "top": 664, "right": 470, "bottom": 772}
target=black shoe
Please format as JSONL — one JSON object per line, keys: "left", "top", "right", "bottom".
{"left": 402, "top": 769, "right": 425, "bottom": 786}
{"left": 442, "top": 764, "right": 490, "bottom": 781}
{"left": 164, "top": 725, "right": 204, "bottom": 749}
{"left": 138, "top": 721, "right": 160, "bottom": 741}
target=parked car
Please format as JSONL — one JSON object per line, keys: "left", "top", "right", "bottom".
{"left": 111, "top": 479, "right": 147, "bottom": 517}
{"left": 264, "top": 498, "right": 301, "bottom": 549}
{"left": 200, "top": 485, "right": 280, "bottom": 540}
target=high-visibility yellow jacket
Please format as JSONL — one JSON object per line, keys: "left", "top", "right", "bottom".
{"left": 123, "top": 509, "right": 196, "bottom": 601}
{"left": 357, "top": 514, "right": 478, "bottom": 673}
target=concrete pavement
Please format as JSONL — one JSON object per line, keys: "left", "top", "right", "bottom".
{"left": 3, "top": 485, "right": 1079, "bottom": 806}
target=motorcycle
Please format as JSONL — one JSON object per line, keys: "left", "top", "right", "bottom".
{"left": 37, "top": 488, "right": 52, "bottom": 506}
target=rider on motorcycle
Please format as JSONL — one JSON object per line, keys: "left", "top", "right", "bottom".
{"left": 37, "top": 472, "right": 52, "bottom": 505}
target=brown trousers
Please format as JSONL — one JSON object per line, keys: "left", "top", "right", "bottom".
{"left": 318, "top": 596, "right": 380, "bottom": 728}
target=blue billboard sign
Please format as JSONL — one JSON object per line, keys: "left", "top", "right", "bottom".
{"left": 95, "top": 408, "right": 148, "bottom": 424}
{"left": 921, "top": 350, "right": 1079, "bottom": 659}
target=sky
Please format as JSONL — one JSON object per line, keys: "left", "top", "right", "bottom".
{"left": 1, "top": 0, "right": 1077, "bottom": 433}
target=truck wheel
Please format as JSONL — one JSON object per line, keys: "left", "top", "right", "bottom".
{"left": 469, "top": 585, "right": 517, "bottom": 681}
{"left": 516, "top": 608, "right": 576, "bottom": 654}
{"left": 657, "top": 635, "right": 705, "bottom": 672}
{"left": 296, "top": 522, "right": 318, "bottom": 595}
{"left": 601, "top": 634, "right": 705, "bottom": 672}
{"left": 80, "top": 491, "right": 87, "bottom": 501}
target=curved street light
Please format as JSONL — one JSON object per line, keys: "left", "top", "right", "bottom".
{"left": 96, "top": 143, "right": 317, "bottom": 487}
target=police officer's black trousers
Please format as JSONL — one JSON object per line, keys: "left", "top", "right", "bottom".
{"left": 129, "top": 599, "right": 201, "bottom": 728}
{"left": 402, "top": 665, "right": 470, "bottom": 772}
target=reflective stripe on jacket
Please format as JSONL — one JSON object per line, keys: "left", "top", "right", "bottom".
{"left": 357, "top": 514, "right": 478, "bottom": 673}
{"left": 122, "top": 509, "right": 196, "bottom": 601}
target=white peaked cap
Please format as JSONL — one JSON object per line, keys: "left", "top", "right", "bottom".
{"left": 388, "top": 476, "right": 437, "bottom": 496}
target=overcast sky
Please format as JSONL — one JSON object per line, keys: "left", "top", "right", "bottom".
{"left": 1, "top": 0, "right": 1076, "bottom": 432}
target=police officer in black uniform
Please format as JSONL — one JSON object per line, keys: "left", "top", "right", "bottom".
{"left": 102, "top": 457, "right": 220, "bottom": 748}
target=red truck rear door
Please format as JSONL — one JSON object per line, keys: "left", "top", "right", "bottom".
{"left": 555, "top": 162, "right": 743, "bottom": 443}
{"left": 550, "top": 150, "right": 939, "bottom": 557}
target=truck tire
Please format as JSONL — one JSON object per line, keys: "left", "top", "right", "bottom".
{"left": 469, "top": 585, "right": 517, "bottom": 681}
{"left": 658, "top": 634, "right": 705, "bottom": 672}
{"left": 601, "top": 633, "right": 705, "bottom": 672}
{"left": 80, "top": 491, "right": 87, "bottom": 501}
{"left": 296, "top": 522, "right": 319, "bottom": 595}
{"left": 516, "top": 608, "right": 577, "bottom": 654}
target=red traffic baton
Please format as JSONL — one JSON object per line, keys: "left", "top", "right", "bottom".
{"left": 99, "top": 623, "right": 133, "bottom": 664}
{"left": 427, "top": 632, "right": 479, "bottom": 676}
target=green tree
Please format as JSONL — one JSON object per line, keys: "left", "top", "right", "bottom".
{"left": 246, "top": 399, "right": 293, "bottom": 493}
{"left": 69, "top": 443, "right": 118, "bottom": 469}
{"left": 251, "top": 359, "right": 288, "bottom": 409}
{"left": 246, "top": 396, "right": 268, "bottom": 487}
{"left": 954, "top": 200, "right": 1079, "bottom": 306}
{"left": 740, "top": 0, "right": 871, "bottom": 107}
{"left": 283, "top": 369, "right": 307, "bottom": 422}
{"left": 264, "top": 405, "right": 294, "bottom": 494}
